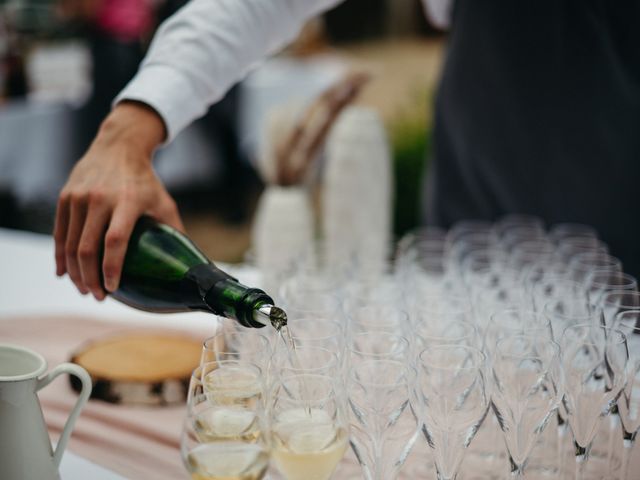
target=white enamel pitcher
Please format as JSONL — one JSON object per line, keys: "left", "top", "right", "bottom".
{"left": 0, "top": 343, "right": 92, "bottom": 479}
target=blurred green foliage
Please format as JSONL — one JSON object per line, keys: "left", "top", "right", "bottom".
{"left": 387, "top": 90, "right": 432, "bottom": 237}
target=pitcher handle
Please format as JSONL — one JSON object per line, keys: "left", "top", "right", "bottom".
{"left": 37, "top": 363, "right": 92, "bottom": 467}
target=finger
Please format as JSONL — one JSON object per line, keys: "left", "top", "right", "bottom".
{"left": 102, "top": 203, "right": 139, "bottom": 292}
{"left": 53, "top": 193, "right": 70, "bottom": 276}
{"left": 78, "top": 200, "right": 111, "bottom": 300}
{"left": 65, "top": 197, "right": 89, "bottom": 294}
{"left": 153, "top": 197, "right": 184, "bottom": 232}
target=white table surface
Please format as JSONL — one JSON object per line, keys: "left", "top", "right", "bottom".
{"left": 0, "top": 227, "right": 218, "bottom": 479}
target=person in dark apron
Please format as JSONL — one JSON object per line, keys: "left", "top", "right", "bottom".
{"left": 425, "top": 0, "right": 640, "bottom": 277}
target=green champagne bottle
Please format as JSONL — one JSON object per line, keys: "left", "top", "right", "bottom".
{"left": 109, "top": 216, "right": 287, "bottom": 329}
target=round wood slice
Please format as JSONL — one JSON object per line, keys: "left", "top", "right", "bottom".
{"left": 70, "top": 333, "right": 202, "bottom": 406}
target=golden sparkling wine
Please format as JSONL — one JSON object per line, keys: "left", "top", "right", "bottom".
{"left": 271, "top": 408, "right": 348, "bottom": 480}
{"left": 194, "top": 406, "right": 261, "bottom": 443}
{"left": 187, "top": 443, "right": 268, "bottom": 480}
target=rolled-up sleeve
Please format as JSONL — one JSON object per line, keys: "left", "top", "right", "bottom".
{"left": 116, "top": 0, "right": 342, "bottom": 142}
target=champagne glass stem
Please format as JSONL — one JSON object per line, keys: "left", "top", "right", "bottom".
{"left": 436, "top": 470, "right": 457, "bottom": 480}
{"left": 574, "top": 440, "right": 593, "bottom": 480}
{"left": 557, "top": 414, "right": 569, "bottom": 474}
{"left": 606, "top": 412, "right": 620, "bottom": 473}
{"left": 508, "top": 457, "right": 525, "bottom": 479}
{"left": 621, "top": 432, "right": 637, "bottom": 480}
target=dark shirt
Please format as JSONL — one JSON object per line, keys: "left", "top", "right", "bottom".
{"left": 426, "top": 0, "right": 640, "bottom": 277}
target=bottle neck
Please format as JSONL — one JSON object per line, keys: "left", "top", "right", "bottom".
{"left": 182, "top": 264, "right": 273, "bottom": 328}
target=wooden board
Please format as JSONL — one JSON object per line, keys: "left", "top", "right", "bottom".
{"left": 70, "top": 333, "right": 202, "bottom": 406}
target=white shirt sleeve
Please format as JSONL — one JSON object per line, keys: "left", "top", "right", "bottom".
{"left": 115, "top": 0, "right": 342, "bottom": 142}
{"left": 421, "top": 0, "right": 453, "bottom": 30}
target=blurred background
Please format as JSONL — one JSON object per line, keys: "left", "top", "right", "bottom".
{"left": 0, "top": 0, "right": 445, "bottom": 262}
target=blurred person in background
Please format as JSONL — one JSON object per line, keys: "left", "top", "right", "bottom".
{"left": 53, "top": 0, "right": 640, "bottom": 301}
{"left": 56, "top": 0, "right": 153, "bottom": 142}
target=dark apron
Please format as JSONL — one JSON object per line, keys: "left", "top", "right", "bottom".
{"left": 425, "top": 0, "right": 640, "bottom": 277}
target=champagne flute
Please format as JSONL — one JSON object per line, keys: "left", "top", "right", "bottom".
{"left": 201, "top": 330, "right": 271, "bottom": 365}
{"left": 584, "top": 271, "right": 637, "bottom": 309}
{"left": 481, "top": 309, "right": 552, "bottom": 475}
{"left": 199, "top": 360, "right": 264, "bottom": 408}
{"left": 543, "top": 302, "right": 596, "bottom": 475}
{"left": 348, "top": 331, "right": 410, "bottom": 364}
{"left": 395, "top": 226, "right": 447, "bottom": 283}
{"left": 286, "top": 317, "right": 344, "bottom": 353}
{"left": 613, "top": 310, "right": 640, "bottom": 480}
{"left": 414, "top": 344, "right": 489, "bottom": 480}
{"left": 490, "top": 336, "right": 563, "bottom": 478}
{"left": 508, "top": 239, "right": 555, "bottom": 272}
{"left": 270, "top": 373, "right": 349, "bottom": 480}
{"left": 567, "top": 251, "right": 622, "bottom": 284}
{"left": 347, "top": 305, "right": 411, "bottom": 336}
{"left": 270, "top": 345, "right": 340, "bottom": 392}
{"left": 181, "top": 395, "right": 270, "bottom": 480}
{"left": 414, "top": 317, "right": 479, "bottom": 353}
{"left": 409, "top": 293, "right": 473, "bottom": 331}
{"left": 600, "top": 290, "right": 640, "bottom": 327}
{"left": 181, "top": 361, "right": 268, "bottom": 480}
{"left": 485, "top": 309, "right": 554, "bottom": 356}
{"left": 348, "top": 359, "right": 419, "bottom": 480}
{"left": 560, "top": 324, "right": 628, "bottom": 479}
{"left": 529, "top": 277, "right": 587, "bottom": 315}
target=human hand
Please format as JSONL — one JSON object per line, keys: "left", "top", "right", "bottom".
{"left": 54, "top": 102, "right": 184, "bottom": 300}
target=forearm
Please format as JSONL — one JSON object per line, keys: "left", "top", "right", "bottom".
{"left": 97, "top": 101, "right": 166, "bottom": 156}
{"left": 116, "top": 0, "right": 343, "bottom": 142}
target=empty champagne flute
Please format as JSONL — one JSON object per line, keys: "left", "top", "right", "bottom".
{"left": 285, "top": 317, "right": 344, "bottom": 353}
{"left": 584, "top": 271, "right": 637, "bottom": 308}
{"left": 348, "top": 331, "right": 410, "bottom": 365}
{"left": 446, "top": 231, "right": 497, "bottom": 276}
{"left": 556, "top": 237, "right": 609, "bottom": 267}
{"left": 529, "top": 277, "right": 588, "bottom": 315}
{"left": 414, "top": 317, "right": 479, "bottom": 353}
{"left": 560, "top": 324, "right": 628, "bottom": 479}
{"left": 414, "top": 344, "right": 490, "bottom": 480}
{"left": 544, "top": 296, "right": 596, "bottom": 339}
{"left": 347, "top": 305, "right": 411, "bottom": 336}
{"left": 543, "top": 303, "right": 597, "bottom": 474}
{"left": 490, "top": 336, "right": 563, "bottom": 478}
{"left": 201, "top": 330, "right": 271, "bottom": 365}
{"left": 270, "top": 345, "right": 341, "bottom": 388}
{"left": 485, "top": 309, "right": 554, "bottom": 356}
{"left": 613, "top": 310, "right": 640, "bottom": 480}
{"left": 508, "top": 239, "right": 555, "bottom": 271}
{"left": 409, "top": 293, "right": 473, "bottom": 330}
{"left": 598, "top": 296, "right": 637, "bottom": 466}
{"left": 348, "top": 359, "right": 419, "bottom": 480}
{"left": 600, "top": 290, "right": 640, "bottom": 327}
{"left": 269, "top": 373, "right": 349, "bottom": 480}
{"left": 396, "top": 227, "right": 447, "bottom": 277}
{"left": 568, "top": 251, "right": 622, "bottom": 284}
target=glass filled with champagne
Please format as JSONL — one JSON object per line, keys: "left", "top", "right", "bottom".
{"left": 181, "top": 361, "right": 269, "bottom": 480}
{"left": 269, "top": 373, "right": 349, "bottom": 480}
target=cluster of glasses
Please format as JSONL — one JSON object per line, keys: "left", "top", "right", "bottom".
{"left": 182, "top": 215, "right": 640, "bottom": 480}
